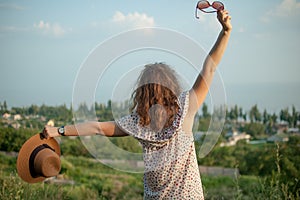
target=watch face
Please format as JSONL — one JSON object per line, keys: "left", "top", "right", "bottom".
{"left": 58, "top": 127, "right": 64, "bottom": 134}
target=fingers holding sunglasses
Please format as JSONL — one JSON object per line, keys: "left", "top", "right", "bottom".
{"left": 217, "top": 10, "right": 232, "bottom": 32}
{"left": 217, "top": 10, "right": 229, "bottom": 22}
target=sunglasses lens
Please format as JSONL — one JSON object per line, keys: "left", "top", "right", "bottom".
{"left": 212, "top": 2, "right": 224, "bottom": 10}
{"left": 197, "top": 1, "right": 210, "bottom": 9}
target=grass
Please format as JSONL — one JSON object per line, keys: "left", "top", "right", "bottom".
{"left": 0, "top": 152, "right": 144, "bottom": 200}
{"left": 0, "top": 148, "right": 299, "bottom": 200}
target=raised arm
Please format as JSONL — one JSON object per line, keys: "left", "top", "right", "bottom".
{"left": 42, "top": 121, "right": 128, "bottom": 138}
{"left": 189, "top": 10, "right": 232, "bottom": 113}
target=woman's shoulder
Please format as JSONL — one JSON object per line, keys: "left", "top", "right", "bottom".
{"left": 115, "top": 112, "right": 140, "bottom": 136}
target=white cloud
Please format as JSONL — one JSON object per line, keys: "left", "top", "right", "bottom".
{"left": 34, "top": 21, "right": 50, "bottom": 30}
{"left": 34, "top": 20, "right": 67, "bottom": 37}
{"left": 276, "top": 0, "right": 300, "bottom": 16}
{"left": 262, "top": 0, "right": 300, "bottom": 22}
{"left": 112, "top": 11, "right": 155, "bottom": 28}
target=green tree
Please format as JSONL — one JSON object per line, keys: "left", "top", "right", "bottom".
{"left": 228, "top": 105, "right": 239, "bottom": 123}
{"left": 0, "top": 100, "right": 9, "bottom": 114}
{"left": 265, "top": 112, "right": 278, "bottom": 135}
{"left": 239, "top": 107, "right": 246, "bottom": 122}
{"left": 11, "top": 107, "right": 25, "bottom": 115}
{"left": 249, "top": 104, "right": 261, "bottom": 123}
{"left": 3, "top": 100, "right": 8, "bottom": 113}
{"left": 197, "top": 117, "right": 210, "bottom": 131}
{"left": 290, "top": 105, "right": 298, "bottom": 127}
{"left": 243, "top": 122, "right": 265, "bottom": 139}
{"left": 262, "top": 109, "right": 270, "bottom": 125}
{"left": 280, "top": 108, "right": 289, "bottom": 124}
{"left": 28, "top": 104, "right": 39, "bottom": 115}
{"left": 270, "top": 113, "right": 277, "bottom": 126}
{"left": 201, "top": 102, "right": 210, "bottom": 119}
{"left": 0, "top": 102, "right": 3, "bottom": 114}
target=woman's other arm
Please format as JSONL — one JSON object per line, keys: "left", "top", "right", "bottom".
{"left": 42, "top": 121, "right": 128, "bottom": 138}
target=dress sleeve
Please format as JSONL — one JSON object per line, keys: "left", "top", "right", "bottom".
{"left": 115, "top": 113, "right": 140, "bottom": 137}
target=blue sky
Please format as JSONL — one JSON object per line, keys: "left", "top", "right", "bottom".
{"left": 0, "top": 0, "right": 300, "bottom": 113}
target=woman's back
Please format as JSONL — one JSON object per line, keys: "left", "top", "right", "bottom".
{"left": 117, "top": 91, "right": 204, "bottom": 199}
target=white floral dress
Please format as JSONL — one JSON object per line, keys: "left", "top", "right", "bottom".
{"left": 116, "top": 91, "right": 204, "bottom": 199}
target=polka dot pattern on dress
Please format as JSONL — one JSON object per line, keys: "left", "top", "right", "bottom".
{"left": 116, "top": 91, "right": 204, "bottom": 199}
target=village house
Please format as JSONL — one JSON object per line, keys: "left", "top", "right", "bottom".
{"left": 287, "top": 127, "right": 299, "bottom": 134}
{"left": 13, "top": 114, "right": 22, "bottom": 121}
{"left": 47, "top": 119, "right": 55, "bottom": 127}
{"left": 267, "top": 133, "right": 289, "bottom": 143}
{"left": 220, "top": 131, "right": 251, "bottom": 147}
{"left": 2, "top": 113, "right": 11, "bottom": 119}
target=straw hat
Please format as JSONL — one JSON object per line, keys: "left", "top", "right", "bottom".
{"left": 17, "top": 133, "right": 61, "bottom": 183}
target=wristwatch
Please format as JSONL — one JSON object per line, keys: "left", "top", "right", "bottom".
{"left": 58, "top": 126, "right": 65, "bottom": 136}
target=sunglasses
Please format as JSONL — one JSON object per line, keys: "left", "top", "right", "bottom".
{"left": 195, "top": 0, "right": 224, "bottom": 18}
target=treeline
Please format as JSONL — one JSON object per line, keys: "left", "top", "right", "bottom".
{"left": 1, "top": 100, "right": 300, "bottom": 126}
{"left": 0, "top": 101, "right": 116, "bottom": 129}
{"left": 225, "top": 104, "right": 299, "bottom": 128}
{"left": 1, "top": 99, "right": 300, "bottom": 139}
{"left": 197, "top": 103, "right": 300, "bottom": 138}
{"left": 200, "top": 103, "right": 299, "bottom": 127}
{"left": 0, "top": 101, "right": 73, "bottom": 122}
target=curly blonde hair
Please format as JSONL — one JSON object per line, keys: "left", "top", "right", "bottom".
{"left": 130, "top": 63, "right": 182, "bottom": 131}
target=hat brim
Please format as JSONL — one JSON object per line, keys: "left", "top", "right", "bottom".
{"left": 17, "top": 133, "right": 61, "bottom": 183}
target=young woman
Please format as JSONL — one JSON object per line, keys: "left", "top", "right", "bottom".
{"left": 43, "top": 10, "right": 232, "bottom": 200}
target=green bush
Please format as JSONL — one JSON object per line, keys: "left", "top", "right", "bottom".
{"left": 0, "top": 172, "right": 69, "bottom": 200}
{"left": 0, "top": 127, "right": 38, "bottom": 152}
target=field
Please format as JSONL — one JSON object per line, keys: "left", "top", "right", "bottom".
{"left": 1, "top": 151, "right": 299, "bottom": 200}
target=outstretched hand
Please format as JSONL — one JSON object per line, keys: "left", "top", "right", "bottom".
{"left": 42, "top": 125, "right": 60, "bottom": 139}
{"left": 217, "top": 10, "right": 232, "bottom": 32}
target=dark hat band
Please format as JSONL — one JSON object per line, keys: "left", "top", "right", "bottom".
{"left": 29, "top": 144, "right": 55, "bottom": 178}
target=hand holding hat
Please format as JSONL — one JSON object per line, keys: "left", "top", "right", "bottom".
{"left": 17, "top": 133, "right": 61, "bottom": 183}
